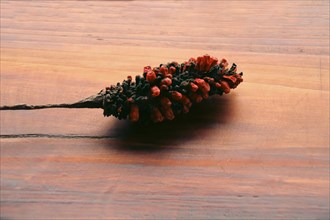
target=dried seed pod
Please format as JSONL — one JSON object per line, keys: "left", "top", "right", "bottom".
{"left": 0, "top": 55, "right": 243, "bottom": 124}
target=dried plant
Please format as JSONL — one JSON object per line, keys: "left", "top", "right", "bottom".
{"left": 0, "top": 55, "right": 243, "bottom": 123}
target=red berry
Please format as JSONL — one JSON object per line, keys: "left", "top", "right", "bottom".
{"left": 146, "top": 71, "right": 156, "bottom": 83}
{"left": 161, "top": 97, "right": 172, "bottom": 108}
{"left": 220, "top": 81, "right": 230, "bottom": 94}
{"left": 151, "top": 107, "right": 164, "bottom": 123}
{"left": 190, "top": 82, "right": 199, "bottom": 92}
{"left": 150, "top": 86, "right": 160, "bottom": 97}
{"left": 161, "top": 77, "right": 172, "bottom": 86}
{"left": 169, "top": 66, "right": 176, "bottom": 75}
{"left": 170, "top": 91, "right": 182, "bottom": 101}
{"left": 143, "top": 66, "right": 152, "bottom": 73}
{"left": 159, "top": 66, "right": 168, "bottom": 76}
{"left": 129, "top": 104, "right": 139, "bottom": 122}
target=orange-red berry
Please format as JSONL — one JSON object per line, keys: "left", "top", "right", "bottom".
{"left": 146, "top": 71, "right": 156, "bottom": 83}
{"left": 129, "top": 104, "right": 139, "bottom": 122}
{"left": 190, "top": 93, "right": 203, "bottom": 103}
{"left": 190, "top": 82, "right": 199, "bottom": 92}
{"left": 150, "top": 86, "right": 160, "bottom": 97}
{"left": 161, "top": 77, "right": 172, "bottom": 86}
{"left": 161, "top": 97, "right": 172, "bottom": 108}
{"left": 170, "top": 91, "right": 182, "bottom": 101}
{"left": 151, "top": 107, "right": 164, "bottom": 123}
{"left": 161, "top": 106, "right": 175, "bottom": 120}
{"left": 143, "top": 66, "right": 152, "bottom": 73}
{"left": 169, "top": 66, "right": 176, "bottom": 75}
{"left": 159, "top": 66, "right": 168, "bottom": 76}
{"left": 220, "top": 81, "right": 230, "bottom": 94}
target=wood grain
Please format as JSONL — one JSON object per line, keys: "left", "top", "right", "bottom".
{"left": 1, "top": 1, "right": 329, "bottom": 219}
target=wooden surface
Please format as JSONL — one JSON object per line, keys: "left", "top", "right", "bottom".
{"left": 0, "top": 1, "right": 329, "bottom": 219}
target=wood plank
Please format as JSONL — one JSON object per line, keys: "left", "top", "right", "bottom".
{"left": 1, "top": 0, "right": 329, "bottom": 219}
{"left": 1, "top": 138, "right": 329, "bottom": 219}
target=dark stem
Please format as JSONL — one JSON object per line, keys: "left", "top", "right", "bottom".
{"left": 0, "top": 93, "right": 104, "bottom": 110}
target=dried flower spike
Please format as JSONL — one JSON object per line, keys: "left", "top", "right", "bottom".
{"left": 0, "top": 55, "right": 243, "bottom": 123}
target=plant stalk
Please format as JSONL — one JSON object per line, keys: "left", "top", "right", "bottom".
{"left": 0, "top": 93, "right": 104, "bottom": 110}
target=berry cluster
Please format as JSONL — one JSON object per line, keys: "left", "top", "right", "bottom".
{"left": 103, "top": 55, "right": 243, "bottom": 123}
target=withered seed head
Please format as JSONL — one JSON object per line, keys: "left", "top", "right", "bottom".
{"left": 103, "top": 55, "right": 243, "bottom": 123}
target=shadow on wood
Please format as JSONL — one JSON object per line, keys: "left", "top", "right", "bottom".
{"left": 103, "top": 95, "right": 237, "bottom": 153}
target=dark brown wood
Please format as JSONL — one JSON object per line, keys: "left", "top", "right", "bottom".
{"left": 1, "top": 1, "right": 329, "bottom": 219}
